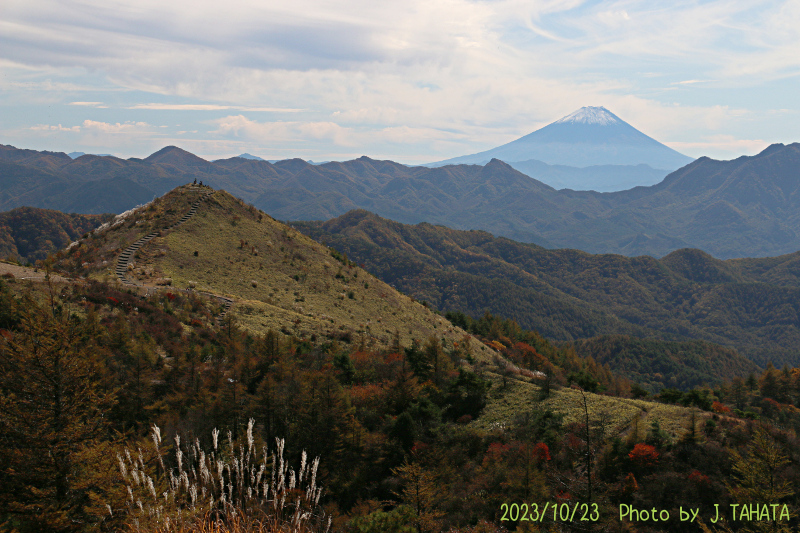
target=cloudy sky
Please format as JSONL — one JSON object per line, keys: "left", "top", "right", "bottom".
{"left": 1, "top": 0, "right": 799, "bottom": 163}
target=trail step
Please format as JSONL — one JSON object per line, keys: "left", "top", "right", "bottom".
{"left": 116, "top": 188, "right": 214, "bottom": 287}
{"left": 115, "top": 188, "right": 231, "bottom": 327}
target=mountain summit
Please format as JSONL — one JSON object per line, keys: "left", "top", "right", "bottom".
{"left": 429, "top": 106, "right": 694, "bottom": 172}
{"left": 554, "top": 106, "right": 621, "bottom": 125}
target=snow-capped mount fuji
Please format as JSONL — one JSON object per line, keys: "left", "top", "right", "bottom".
{"left": 554, "top": 106, "right": 622, "bottom": 126}
{"left": 428, "top": 107, "right": 694, "bottom": 191}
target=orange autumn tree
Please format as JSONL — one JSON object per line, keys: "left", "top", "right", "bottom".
{"left": 628, "top": 443, "right": 659, "bottom": 468}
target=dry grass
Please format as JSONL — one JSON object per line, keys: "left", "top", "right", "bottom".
{"left": 139, "top": 513, "right": 321, "bottom": 532}
{"left": 57, "top": 185, "right": 500, "bottom": 358}
{"left": 119, "top": 420, "right": 330, "bottom": 533}
{"left": 144, "top": 189, "right": 489, "bottom": 352}
{"left": 471, "top": 371, "right": 701, "bottom": 440}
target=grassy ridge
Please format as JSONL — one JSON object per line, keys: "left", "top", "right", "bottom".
{"left": 58, "top": 186, "right": 491, "bottom": 355}
{"left": 474, "top": 371, "right": 695, "bottom": 439}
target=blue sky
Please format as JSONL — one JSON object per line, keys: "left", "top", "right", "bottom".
{"left": 1, "top": 0, "right": 799, "bottom": 163}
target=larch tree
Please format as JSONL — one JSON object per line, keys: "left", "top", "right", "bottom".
{"left": 0, "top": 288, "right": 116, "bottom": 531}
{"left": 726, "top": 426, "right": 793, "bottom": 533}
{"left": 393, "top": 459, "right": 444, "bottom": 533}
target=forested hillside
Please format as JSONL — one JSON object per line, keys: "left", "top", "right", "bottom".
{"left": 295, "top": 210, "right": 800, "bottom": 369}
{"left": 0, "top": 206, "right": 109, "bottom": 263}
{"left": 2, "top": 277, "right": 800, "bottom": 532}
{"left": 2, "top": 183, "right": 800, "bottom": 532}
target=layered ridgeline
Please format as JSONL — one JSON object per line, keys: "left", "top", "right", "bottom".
{"left": 53, "top": 184, "right": 483, "bottom": 352}
{"left": 428, "top": 106, "right": 693, "bottom": 191}
{"left": 295, "top": 210, "right": 800, "bottom": 374}
{"left": 4, "top": 142, "right": 800, "bottom": 258}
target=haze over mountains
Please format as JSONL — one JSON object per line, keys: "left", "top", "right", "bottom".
{"left": 429, "top": 107, "right": 695, "bottom": 191}
{"left": 2, "top": 140, "right": 800, "bottom": 259}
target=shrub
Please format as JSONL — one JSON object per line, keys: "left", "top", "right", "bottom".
{"left": 628, "top": 443, "right": 659, "bottom": 468}
{"left": 711, "top": 401, "right": 731, "bottom": 414}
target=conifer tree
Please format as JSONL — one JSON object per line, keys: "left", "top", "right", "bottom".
{"left": 393, "top": 459, "right": 444, "bottom": 533}
{"left": 726, "top": 426, "right": 793, "bottom": 532}
{"left": 730, "top": 377, "right": 748, "bottom": 411}
{"left": 0, "top": 289, "right": 116, "bottom": 531}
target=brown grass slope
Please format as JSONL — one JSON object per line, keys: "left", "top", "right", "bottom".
{"left": 58, "top": 185, "right": 489, "bottom": 354}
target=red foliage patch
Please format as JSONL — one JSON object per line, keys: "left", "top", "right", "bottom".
{"left": 622, "top": 472, "right": 638, "bottom": 495}
{"left": 628, "top": 443, "right": 659, "bottom": 467}
{"left": 384, "top": 351, "right": 403, "bottom": 365}
{"left": 711, "top": 401, "right": 731, "bottom": 414}
{"left": 411, "top": 441, "right": 429, "bottom": 455}
{"left": 482, "top": 442, "right": 511, "bottom": 466}
{"left": 532, "top": 442, "right": 551, "bottom": 463}
{"left": 349, "top": 383, "right": 388, "bottom": 410}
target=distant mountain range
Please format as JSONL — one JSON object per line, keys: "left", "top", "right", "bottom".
{"left": 2, "top": 141, "right": 800, "bottom": 259}
{"left": 68, "top": 152, "right": 113, "bottom": 159}
{"left": 507, "top": 160, "right": 670, "bottom": 192}
{"left": 428, "top": 107, "right": 694, "bottom": 191}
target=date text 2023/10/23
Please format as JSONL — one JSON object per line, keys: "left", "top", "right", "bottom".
{"left": 499, "top": 502, "right": 791, "bottom": 525}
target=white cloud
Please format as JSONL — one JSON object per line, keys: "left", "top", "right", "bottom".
{"left": 1, "top": 0, "right": 799, "bottom": 161}
{"left": 126, "top": 103, "right": 304, "bottom": 112}
{"left": 213, "top": 115, "right": 355, "bottom": 146}
{"left": 670, "top": 80, "right": 711, "bottom": 86}
{"left": 30, "top": 123, "right": 80, "bottom": 132}
{"left": 25, "top": 119, "right": 155, "bottom": 139}
{"left": 666, "top": 135, "right": 771, "bottom": 159}
{"left": 69, "top": 101, "right": 108, "bottom": 107}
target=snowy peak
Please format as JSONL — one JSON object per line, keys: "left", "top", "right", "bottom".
{"left": 554, "top": 106, "right": 620, "bottom": 126}
{"left": 427, "top": 105, "right": 694, "bottom": 174}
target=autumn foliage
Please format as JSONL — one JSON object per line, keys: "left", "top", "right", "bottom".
{"left": 628, "top": 443, "right": 659, "bottom": 468}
